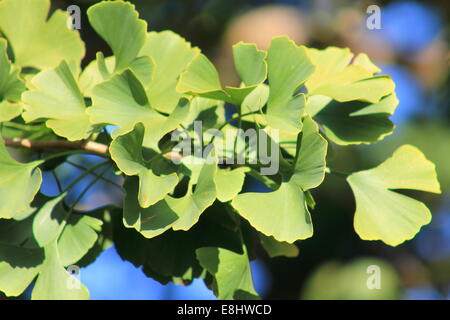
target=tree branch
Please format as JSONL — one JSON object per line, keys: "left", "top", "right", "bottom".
{"left": 3, "top": 137, "right": 183, "bottom": 160}
{"left": 3, "top": 137, "right": 109, "bottom": 154}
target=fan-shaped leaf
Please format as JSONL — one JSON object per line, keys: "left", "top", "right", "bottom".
{"left": 32, "top": 241, "right": 89, "bottom": 300}
{"left": 88, "top": 69, "right": 189, "bottom": 149}
{"left": 87, "top": 1, "right": 147, "bottom": 71}
{"left": 214, "top": 167, "right": 249, "bottom": 202}
{"left": 265, "top": 36, "right": 314, "bottom": 132}
{"left": 139, "top": 31, "right": 199, "bottom": 113}
{"left": 196, "top": 246, "right": 259, "bottom": 300}
{"left": 259, "top": 234, "right": 299, "bottom": 258}
{"left": 0, "top": 137, "right": 42, "bottom": 219}
{"left": 122, "top": 154, "right": 217, "bottom": 238}
{"left": 22, "top": 61, "right": 92, "bottom": 141}
{"left": 306, "top": 93, "right": 398, "bottom": 145}
{"left": 347, "top": 145, "right": 441, "bottom": 246}
{"left": 110, "top": 123, "right": 178, "bottom": 208}
{"left": 232, "top": 116, "right": 327, "bottom": 243}
{"left": 305, "top": 47, "right": 394, "bottom": 103}
{"left": 177, "top": 42, "right": 267, "bottom": 106}
{"left": 0, "top": 0, "right": 84, "bottom": 69}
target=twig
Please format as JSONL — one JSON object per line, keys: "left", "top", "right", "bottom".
{"left": 3, "top": 137, "right": 109, "bottom": 154}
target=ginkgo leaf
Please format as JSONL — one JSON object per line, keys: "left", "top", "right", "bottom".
{"left": 232, "top": 182, "right": 312, "bottom": 243}
{"left": 352, "top": 53, "right": 381, "bottom": 74}
{"left": 232, "top": 42, "right": 267, "bottom": 86}
{"left": 32, "top": 241, "right": 89, "bottom": 300}
{"left": 259, "top": 234, "right": 299, "bottom": 258}
{"left": 139, "top": 31, "right": 199, "bottom": 113}
{"left": 79, "top": 55, "right": 154, "bottom": 97}
{"left": 177, "top": 42, "right": 267, "bottom": 106}
{"left": 87, "top": 1, "right": 147, "bottom": 72}
{"left": 32, "top": 195, "right": 66, "bottom": 247}
{"left": 291, "top": 116, "right": 329, "bottom": 190}
{"left": 0, "top": 242, "right": 90, "bottom": 300}
{"left": 241, "top": 84, "right": 269, "bottom": 114}
{"left": 0, "top": 39, "right": 25, "bottom": 102}
{"left": 31, "top": 193, "right": 103, "bottom": 265}
{"left": 22, "top": 61, "right": 93, "bottom": 141}
{"left": 305, "top": 47, "right": 394, "bottom": 103}
{"left": 176, "top": 53, "right": 230, "bottom": 100}
{"left": 113, "top": 203, "right": 243, "bottom": 284}
{"left": 57, "top": 214, "right": 103, "bottom": 267}
{"left": 214, "top": 167, "right": 249, "bottom": 202}
{"left": 265, "top": 36, "right": 314, "bottom": 132}
{"left": 0, "top": 39, "right": 26, "bottom": 121}
{"left": 0, "top": 101, "right": 23, "bottom": 122}
{"left": 122, "top": 154, "right": 217, "bottom": 238}
{"left": 0, "top": 136, "right": 42, "bottom": 219}
{"left": 88, "top": 69, "right": 189, "bottom": 149}
{"left": 0, "top": 240, "right": 90, "bottom": 299}
{"left": 0, "top": 0, "right": 84, "bottom": 69}
{"left": 110, "top": 123, "right": 178, "bottom": 208}
{"left": 307, "top": 93, "right": 398, "bottom": 145}
{"left": 0, "top": 197, "right": 104, "bottom": 298}
{"left": 196, "top": 246, "right": 259, "bottom": 300}
{"left": 181, "top": 96, "right": 226, "bottom": 129}
{"left": 232, "top": 116, "right": 327, "bottom": 243}
{"left": 0, "top": 244, "right": 43, "bottom": 297}
{"left": 347, "top": 145, "right": 441, "bottom": 246}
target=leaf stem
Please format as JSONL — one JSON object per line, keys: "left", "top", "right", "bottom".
{"left": 62, "top": 160, "right": 111, "bottom": 194}
{"left": 326, "top": 167, "right": 350, "bottom": 177}
{"left": 216, "top": 110, "right": 260, "bottom": 132}
{"left": 57, "top": 163, "right": 112, "bottom": 239}
{"left": 65, "top": 159, "right": 123, "bottom": 190}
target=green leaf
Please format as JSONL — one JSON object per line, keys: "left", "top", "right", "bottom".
{"left": 122, "top": 154, "right": 217, "bottom": 238}
{"left": 176, "top": 53, "right": 228, "bottom": 99}
{"left": 0, "top": 39, "right": 25, "bottom": 121}
{"left": 232, "top": 181, "right": 312, "bottom": 243}
{"left": 139, "top": 31, "right": 199, "bottom": 113}
{"left": 32, "top": 195, "right": 66, "bottom": 247}
{"left": 232, "top": 42, "right": 267, "bottom": 86}
{"left": 0, "top": 0, "right": 84, "bottom": 69}
{"left": 352, "top": 53, "right": 381, "bottom": 74}
{"left": 214, "top": 167, "right": 249, "bottom": 202}
{"left": 0, "top": 136, "right": 42, "bottom": 219}
{"left": 177, "top": 42, "right": 267, "bottom": 106}
{"left": 58, "top": 214, "right": 103, "bottom": 266}
{"left": 88, "top": 69, "right": 189, "bottom": 149}
{"left": 265, "top": 36, "right": 314, "bottom": 132}
{"left": 232, "top": 116, "right": 327, "bottom": 243}
{"left": 305, "top": 47, "right": 394, "bottom": 103}
{"left": 181, "top": 96, "right": 226, "bottom": 129}
{"left": 113, "top": 203, "right": 242, "bottom": 284}
{"left": 196, "top": 246, "right": 259, "bottom": 300}
{"left": 87, "top": 1, "right": 147, "bottom": 71}
{"left": 259, "top": 234, "right": 299, "bottom": 258}
{"left": 347, "top": 145, "right": 441, "bottom": 246}
{"left": 0, "top": 197, "right": 103, "bottom": 298}
{"left": 241, "top": 84, "right": 269, "bottom": 114}
{"left": 291, "top": 117, "right": 329, "bottom": 190}
{"left": 110, "top": 123, "right": 178, "bottom": 208}
{"left": 0, "top": 39, "right": 25, "bottom": 103}
{"left": 79, "top": 55, "right": 154, "bottom": 97}
{"left": 307, "top": 93, "right": 398, "bottom": 145}
{"left": 32, "top": 241, "right": 89, "bottom": 300}
{"left": 0, "top": 244, "right": 43, "bottom": 297}
{"left": 22, "top": 61, "right": 93, "bottom": 141}
{"left": 0, "top": 101, "right": 23, "bottom": 122}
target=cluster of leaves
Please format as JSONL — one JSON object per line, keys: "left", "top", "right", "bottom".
{"left": 0, "top": 0, "right": 441, "bottom": 300}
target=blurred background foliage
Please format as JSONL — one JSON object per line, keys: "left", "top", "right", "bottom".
{"left": 9, "top": 0, "right": 447, "bottom": 300}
